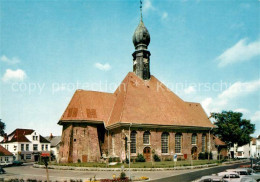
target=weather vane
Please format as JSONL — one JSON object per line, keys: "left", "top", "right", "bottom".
{"left": 140, "top": 0, "right": 143, "bottom": 21}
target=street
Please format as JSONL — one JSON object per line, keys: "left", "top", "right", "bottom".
{"left": 0, "top": 161, "right": 251, "bottom": 181}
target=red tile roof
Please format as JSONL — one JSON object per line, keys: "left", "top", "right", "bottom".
{"left": 59, "top": 72, "right": 215, "bottom": 128}
{"left": 0, "top": 145, "right": 13, "bottom": 156}
{"left": 214, "top": 136, "right": 226, "bottom": 146}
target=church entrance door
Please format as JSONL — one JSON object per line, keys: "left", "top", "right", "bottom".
{"left": 191, "top": 146, "right": 198, "bottom": 160}
{"left": 143, "top": 147, "right": 151, "bottom": 162}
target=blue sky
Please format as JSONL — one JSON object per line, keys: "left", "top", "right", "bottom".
{"left": 0, "top": 0, "right": 259, "bottom": 137}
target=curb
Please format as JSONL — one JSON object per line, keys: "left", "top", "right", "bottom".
{"left": 33, "top": 163, "right": 219, "bottom": 171}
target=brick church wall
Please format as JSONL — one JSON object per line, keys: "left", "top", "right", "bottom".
{"left": 59, "top": 123, "right": 101, "bottom": 163}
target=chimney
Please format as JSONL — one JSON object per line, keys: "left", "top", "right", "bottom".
{"left": 50, "top": 133, "right": 53, "bottom": 139}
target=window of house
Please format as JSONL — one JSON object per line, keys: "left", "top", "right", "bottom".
{"left": 26, "top": 154, "right": 31, "bottom": 160}
{"left": 175, "top": 133, "right": 182, "bottom": 153}
{"left": 36, "top": 136, "right": 38, "bottom": 140}
{"left": 46, "top": 145, "right": 48, "bottom": 150}
{"left": 42, "top": 144, "right": 44, "bottom": 151}
{"left": 5, "top": 157, "right": 9, "bottom": 162}
{"left": 111, "top": 133, "right": 115, "bottom": 154}
{"left": 33, "top": 136, "right": 35, "bottom": 140}
{"left": 33, "top": 144, "right": 38, "bottom": 151}
{"left": 26, "top": 144, "right": 29, "bottom": 151}
{"left": 143, "top": 131, "right": 150, "bottom": 145}
{"left": 130, "top": 131, "right": 137, "bottom": 154}
{"left": 161, "top": 132, "right": 169, "bottom": 154}
{"left": 0, "top": 157, "right": 2, "bottom": 162}
{"left": 21, "top": 144, "right": 24, "bottom": 151}
{"left": 191, "top": 134, "right": 197, "bottom": 145}
{"left": 202, "top": 134, "right": 206, "bottom": 152}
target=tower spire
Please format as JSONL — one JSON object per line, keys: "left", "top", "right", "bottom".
{"left": 132, "top": 1, "right": 151, "bottom": 80}
{"left": 140, "top": 0, "right": 143, "bottom": 21}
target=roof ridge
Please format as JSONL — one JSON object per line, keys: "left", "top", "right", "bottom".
{"left": 118, "top": 73, "right": 131, "bottom": 123}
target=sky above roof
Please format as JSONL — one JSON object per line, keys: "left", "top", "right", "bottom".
{"left": 0, "top": 0, "right": 259, "bottom": 137}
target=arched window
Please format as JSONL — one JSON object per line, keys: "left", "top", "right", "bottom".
{"left": 191, "top": 134, "right": 197, "bottom": 145}
{"left": 161, "top": 132, "right": 169, "bottom": 154}
{"left": 175, "top": 133, "right": 182, "bottom": 153}
{"left": 202, "top": 134, "right": 206, "bottom": 152}
{"left": 130, "top": 131, "right": 137, "bottom": 154}
{"left": 143, "top": 131, "right": 150, "bottom": 144}
{"left": 111, "top": 133, "right": 115, "bottom": 154}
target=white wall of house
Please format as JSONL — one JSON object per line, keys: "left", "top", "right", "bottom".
{"left": 0, "top": 155, "right": 14, "bottom": 164}
{"left": 0, "top": 131, "right": 51, "bottom": 162}
{"left": 231, "top": 140, "right": 257, "bottom": 158}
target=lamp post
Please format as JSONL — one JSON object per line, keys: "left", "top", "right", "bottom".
{"left": 128, "top": 123, "right": 132, "bottom": 180}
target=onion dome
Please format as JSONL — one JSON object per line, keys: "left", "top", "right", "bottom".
{"left": 132, "top": 20, "right": 150, "bottom": 50}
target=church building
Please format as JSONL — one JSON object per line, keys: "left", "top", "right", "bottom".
{"left": 58, "top": 14, "right": 216, "bottom": 163}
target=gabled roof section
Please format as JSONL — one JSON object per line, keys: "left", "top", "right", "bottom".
{"left": 45, "top": 136, "right": 61, "bottom": 147}
{"left": 1, "top": 129, "right": 34, "bottom": 143}
{"left": 107, "top": 72, "right": 215, "bottom": 128}
{"left": 40, "top": 136, "right": 50, "bottom": 143}
{"left": 0, "top": 145, "right": 13, "bottom": 156}
{"left": 59, "top": 90, "right": 115, "bottom": 125}
{"left": 214, "top": 136, "right": 227, "bottom": 146}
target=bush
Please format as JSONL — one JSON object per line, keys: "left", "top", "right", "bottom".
{"left": 136, "top": 153, "right": 145, "bottom": 162}
{"left": 198, "top": 152, "right": 213, "bottom": 160}
{"left": 153, "top": 154, "right": 161, "bottom": 162}
{"left": 120, "top": 172, "right": 126, "bottom": 179}
{"left": 125, "top": 157, "right": 129, "bottom": 164}
{"left": 109, "top": 157, "right": 113, "bottom": 163}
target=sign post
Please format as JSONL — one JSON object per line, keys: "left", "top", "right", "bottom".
{"left": 41, "top": 153, "right": 50, "bottom": 182}
{"left": 173, "top": 154, "right": 177, "bottom": 167}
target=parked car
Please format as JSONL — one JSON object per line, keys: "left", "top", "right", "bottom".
{"left": 240, "top": 176, "right": 257, "bottom": 182}
{"left": 218, "top": 171, "right": 241, "bottom": 182}
{"left": 253, "top": 166, "right": 260, "bottom": 173}
{"left": 0, "top": 161, "right": 12, "bottom": 167}
{"left": 226, "top": 168, "right": 260, "bottom": 181}
{"left": 12, "top": 160, "right": 23, "bottom": 166}
{"left": 197, "top": 175, "right": 229, "bottom": 182}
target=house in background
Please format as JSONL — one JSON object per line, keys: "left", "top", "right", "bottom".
{"left": 0, "top": 129, "right": 51, "bottom": 162}
{"left": 256, "top": 136, "right": 260, "bottom": 158}
{"left": 231, "top": 138, "right": 257, "bottom": 158}
{"left": 0, "top": 145, "right": 14, "bottom": 165}
{"left": 213, "top": 136, "right": 228, "bottom": 160}
{"left": 45, "top": 134, "right": 61, "bottom": 162}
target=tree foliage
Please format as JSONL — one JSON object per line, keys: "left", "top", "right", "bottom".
{"left": 0, "top": 119, "right": 5, "bottom": 136}
{"left": 211, "top": 111, "right": 255, "bottom": 146}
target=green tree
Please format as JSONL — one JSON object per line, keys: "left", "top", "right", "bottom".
{"left": 211, "top": 111, "right": 255, "bottom": 146}
{"left": 0, "top": 119, "right": 6, "bottom": 136}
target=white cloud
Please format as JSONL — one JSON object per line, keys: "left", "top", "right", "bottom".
{"left": 251, "top": 111, "right": 260, "bottom": 122}
{"left": 184, "top": 86, "right": 196, "bottom": 94}
{"left": 0, "top": 55, "right": 20, "bottom": 65}
{"left": 2, "top": 69, "right": 27, "bottom": 82}
{"left": 162, "top": 12, "right": 168, "bottom": 20}
{"left": 94, "top": 63, "right": 111, "bottom": 71}
{"left": 219, "top": 80, "right": 260, "bottom": 101}
{"left": 216, "top": 38, "right": 260, "bottom": 67}
{"left": 143, "top": 0, "right": 154, "bottom": 13}
{"left": 201, "top": 80, "right": 260, "bottom": 115}
{"left": 234, "top": 108, "right": 250, "bottom": 114}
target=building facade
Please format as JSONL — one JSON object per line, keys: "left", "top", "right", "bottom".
{"left": 45, "top": 134, "right": 61, "bottom": 162}
{"left": 0, "top": 145, "right": 14, "bottom": 165}
{"left": 0, "top": 129, "right": 51, "bottom": 162}
{"left": 58, "top": 16, "right": 216, "bottom": 163}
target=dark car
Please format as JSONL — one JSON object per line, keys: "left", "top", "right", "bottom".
{"left": 12, "top": 160, "right": 23, "bottom": 166}
{"left": 253, "top": 166, "right": 260, "bottom": 172}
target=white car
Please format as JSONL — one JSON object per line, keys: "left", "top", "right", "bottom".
{"left": 226, "top": 168, "right": 260, "bottom": 181}
{"left": 218, "top": 171, "right": 241, "bottom": 182}
{"left": 197, "top": 175, "right": 229, "bottom": 182}
{"left": 0, "top": 161, "right": 12, "bottom": 166}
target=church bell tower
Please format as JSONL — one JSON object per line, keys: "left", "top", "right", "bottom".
{"left": 132, "top": 2, "right": 151, "bottom": 80}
